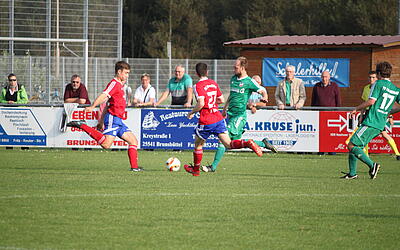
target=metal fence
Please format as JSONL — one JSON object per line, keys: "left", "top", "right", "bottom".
{"left": 0, "top": 56, "right": 236, "bottom": 104}
{"left": 0, "top": 0, "right": 122, "bottom": 58}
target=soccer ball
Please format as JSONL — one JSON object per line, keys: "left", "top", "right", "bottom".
{"left": 165, "top": 157, "right": 181, "bottom": 172}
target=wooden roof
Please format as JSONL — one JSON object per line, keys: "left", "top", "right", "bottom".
{"left": 224, "top": 35, "right": 400, "bottom": 48}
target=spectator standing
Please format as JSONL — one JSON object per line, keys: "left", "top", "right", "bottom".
{"left": 274, "top": 65, "right": 306, "bottom": 110}
{"left": 133, "top": 73, "right": 156, "bottom": 107}
{"left": 248, "top": 74, "right": 268, "bottom": 114}
{"left": 155, "top": 65, "right": 193, "bottom": 107}
{"left": 311, "top": 71, "right": 341, "bottom": 107}
{"left": 0, "top": 73, "right": 28, "bottom": 104}
{"left": 63, "top": 74, "right": 90, "bottom": 104}
{"left": 361, "top": 71, "right": 378, "bottom": 102}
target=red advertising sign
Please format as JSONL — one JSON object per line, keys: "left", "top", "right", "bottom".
{"left": 319, "top": 111, "right": 400, "bottom": 153}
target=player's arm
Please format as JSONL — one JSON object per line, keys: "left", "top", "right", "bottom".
{"left": 154, "top": 90, "right": 170, "bottom": 106}
{"left": 222, "top": 95, "right": 230, "bottom": 117}
{"left": 85, "top": 93, "right": 108, "bottom": 113}
{"left": 97, "top": 104, "right": 108, "bottom": 131}
{"left": 187, "top": 97, "right": 204, "bottom": 119}
{"left": 217, "top": 95, "right": 224, "bottom": 104}
{"left": 351, "top": 98, "right": 376, "bottom": 115}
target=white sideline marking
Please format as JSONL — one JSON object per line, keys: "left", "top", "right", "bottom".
{"left": 0, "top": 192, "right": 400, "bottom": 199}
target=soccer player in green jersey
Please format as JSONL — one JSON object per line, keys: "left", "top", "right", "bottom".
{"left": 201, "top": 56, "right": 277, "bottom": 173}
{"left": 343, "top": 61, "right": 400, "bottom": 179}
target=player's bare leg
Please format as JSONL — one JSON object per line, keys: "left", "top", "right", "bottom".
{"left": 67, "top": 120, "right": 107, "bottom": 145}
{"left": 219, "top": 133, "right": 262, "bottom": 157}
{"left": 99, "top": 135, "right": 115, "bottom": 149}
{"left": 121, "top": 131, "right": 143, "bottom": 172}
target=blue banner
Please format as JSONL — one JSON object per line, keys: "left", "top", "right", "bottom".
{"left": 262, "top": 58, "right": 350, "bottom": 87}
{"left": 140, "top": 109, "right": 219, "bottom": 150}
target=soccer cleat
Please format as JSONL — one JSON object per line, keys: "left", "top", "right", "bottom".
{"left": 184, "top": 164, "right": 199, "bottom": 176}
{"left": 130, "top": 167, "right": 144, "bottom": 172}
{"left": 66, "top": 120, "right": 86, "bottom": 128}
{"left": 340, "top": 173, "right": 358, "bottom": 179}
{"left": 201, "top": 165, "right": 215, "bottom": 173}
{"left": 247, "top": 139, "right": 263, "bottom": 157}
{"left": 369, "top": 163, "right": 380, "bottom": 179}
{"left": 262, "top": 138, "right": 278, "bottom": 153}
{"left": 184, "top": 164, "right": 193, "bottom": 173}
{"left": 396, "top": 155, "right": 400, "bottom": 161}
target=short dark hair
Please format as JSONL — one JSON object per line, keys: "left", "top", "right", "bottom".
{"left": 195, "top": 62, "right": 208, "bottom": 77}
{"left": 368, "top": 70, "right": 376, "bottom": 75}
{"left": 376, "top": 62, "right": 392, "bottom": 78}
{"left": 115, "top": 61, "right": 130, "bottom": 75}
{"left": 237, "top": 56, "right": 248, "bottom": 70}
{"left": 8, "top": 73, "right": 16, "bottom": 80}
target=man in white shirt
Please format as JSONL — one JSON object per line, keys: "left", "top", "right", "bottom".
{"left": 133, "top": 73, "right": 156, "bottom": 107}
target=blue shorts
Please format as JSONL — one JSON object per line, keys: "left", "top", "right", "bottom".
{"left": 103, "top": 113, "right": 131, "bottom": 138}
{"left": 195, "top": 119, "right": 227, "bottom": 140}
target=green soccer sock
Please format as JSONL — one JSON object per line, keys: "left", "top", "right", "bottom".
{"left": 348, "top": 153, "right": 358, "bottom": 176}
{"left": 211, "top": 143, "right": 226, "bottom": 171}
{"left": 350, "top": 146, "right": 374, "bottom": 169}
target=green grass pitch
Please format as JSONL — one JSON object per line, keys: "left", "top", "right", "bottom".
{"left": 0, "top": 148, "right": 399, "bottom": 249}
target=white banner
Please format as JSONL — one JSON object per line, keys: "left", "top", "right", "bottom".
{"left": 243, "top": 110, "right": 319, "bottom": 152}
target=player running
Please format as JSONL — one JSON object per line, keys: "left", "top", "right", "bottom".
{"left": 345, "top": 71, "right": 400, "bottom": 160}
{"left": 343, "top": 61, "right": 400, "bottom": 179}
{"left": 201, "top": 56, "right": 277, "bottom": 173}
{"left": 66, "top": 61, "right": 144, "bottom": 172}
{"left": 184, "top": 62, "right": 263, "bottom": 176}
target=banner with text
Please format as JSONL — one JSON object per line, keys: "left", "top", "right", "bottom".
{"left": 1, "top": 107, "right": 399, "bottom": 154}
{"left": 140, "top": 109, "right": 219, "bottom": 150}
{"left": 262, "top": 58, "right": 350, "bottom": 87}
{"left": 0, "top": 108, "right": 46, "bottom": 146}
{"left": 243, "top": 110, "right": 319, "bottom": 152}
{"left": 319, "top": 111, "right": 400, "bottom": 153}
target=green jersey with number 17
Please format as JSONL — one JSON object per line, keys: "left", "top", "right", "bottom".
{"left": 228, "top": 75, "right": 262, "bottom": 116}
{"left": 362, "top": 79, "right": 400, "bottom": 130}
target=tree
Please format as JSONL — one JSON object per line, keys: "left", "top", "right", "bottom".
{"left": 143, "top": 0, "right": 209, "bottom": 58}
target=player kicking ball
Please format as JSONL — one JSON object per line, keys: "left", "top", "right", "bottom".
{"left": 202, "top": 56, "right": 277, "bottom": 173}
{"left": 66, "top": 61, "right": 143, "bottom": 172}
{"left": 343, "top": 61, "right": 400, "bottom": 179}
{"left": 184, "top": 62, "right": 263, "bottom": 176}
